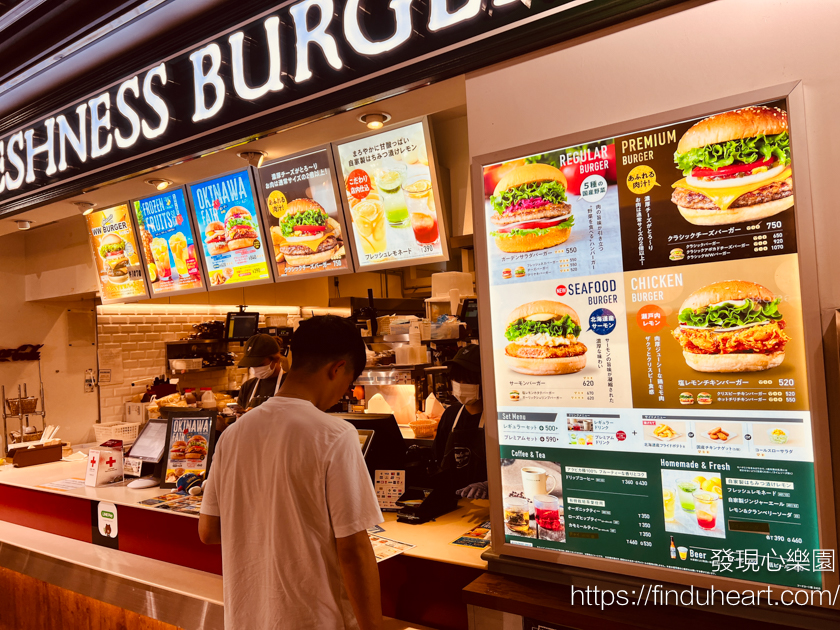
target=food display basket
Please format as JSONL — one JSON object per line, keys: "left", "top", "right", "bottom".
{"left": 93, "top": 421, "right": 141, "bottom": 445}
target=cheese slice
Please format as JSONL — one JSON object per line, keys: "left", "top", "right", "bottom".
{"left": 672, "top": 166, "right": 792, "bottom": 212}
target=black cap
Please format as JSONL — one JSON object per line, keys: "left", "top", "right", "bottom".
{"left": 446, "top": 344, "right": 481, "bottom": 374}
{"left": 238, "top": 334, "right": 281, "bottom": 367}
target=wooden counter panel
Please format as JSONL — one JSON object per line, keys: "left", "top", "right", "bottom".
{"left": 0, "top": 485, "right": 90, "bottom": 543}
{"left": 0, "top": 566, "right": 182, "bottom": 630}
{"left": 379, "top": 555, "right": 483, "bottom": 630}
{"left": 463, "top": 573, "right": 801, "bottom": 630}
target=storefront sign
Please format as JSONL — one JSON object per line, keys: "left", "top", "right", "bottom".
{"left": 133, "top": 188, "right": 206, "bottom": 296}
{"left": 256, "top": 146, "right": 353, "bottom": 280}
{"left": 0, "top": 0, "right": 673, "bottom": 213}
{"left": 85, "top": 204, "right": 150, "bottom": 303}
{"left": 480, "top": 98, "right": 825, "bottom": 590}
{"left": 187, "top": 168, "right": 273, "bottom": 289}
{"left": 334, "top": 118, "right": 448, "bottom": 270}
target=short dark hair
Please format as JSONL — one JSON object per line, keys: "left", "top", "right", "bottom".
{"left": 290, "top": 315, "right": 367, "bottom": 379}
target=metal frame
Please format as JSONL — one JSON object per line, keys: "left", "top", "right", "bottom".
{"left": 254, "top": 143, "right": 357, "bottom": 282}
{"left": 332, "top": 115, "right": 450, "bottom": 273}
{"left": 470, "top": 81, "right": 839, "bottom": 600}
{"left": 185, "top": 165, "right": 278, "bottom": 291}
{"left": 129, "top": 185, "right": 209, "bottom": 298}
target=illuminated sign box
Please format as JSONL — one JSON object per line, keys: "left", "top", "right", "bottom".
{"left": 187, "top": 168, "right": 275, "bottom": 290}
{"left": 132, "top": 187, "right": 207, "bottom": 296}
{"left": 333, "top": 117, "right": 449, "bottom": 271}
{"left": 255, "top": 146, "right": 355, "bottom": 281}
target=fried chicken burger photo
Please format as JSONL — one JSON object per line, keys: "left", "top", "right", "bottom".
{"left": 672, "top": 280, "right": 790, "bottom": 372}
{"left": 504, "top": 300, "right": 586, "bottom": 375}
{"left": 671, "top": 106, "right": 793, "bottom": 225}
{"left": 489, "top": 163, "right": 574, "bottom": 253}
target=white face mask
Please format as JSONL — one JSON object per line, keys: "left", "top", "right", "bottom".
{"left": 452, "top": 381, "right": 480, "bottom": 406}
{"left": 251, "top": 362, "right": 275, "bottom": 379}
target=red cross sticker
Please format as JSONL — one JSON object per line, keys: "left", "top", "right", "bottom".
{"left": 90, "top": 457, "right": 97, "bottom": 467}
{"left": 106, "top": 457, "right": 116, "bottom": 467}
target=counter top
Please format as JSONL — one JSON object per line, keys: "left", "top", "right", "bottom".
{"left": 0, "top": 459, "right": 490, "bottom": 569}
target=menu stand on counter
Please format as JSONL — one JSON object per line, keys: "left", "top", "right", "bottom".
{"left": 2, "top": 371, "right": 47, "bottom": 454}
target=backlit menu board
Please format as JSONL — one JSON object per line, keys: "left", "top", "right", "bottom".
{"left": 478, "top": 98, "right": 826, "bottom": 590}
{"left": 187, "top": 168, "right": 273, "bottom": 289}
{"left": 334, "top": 118, "right": 449, "bottom": 271}
{"left": 86, "top": 203, "right": 149, "bottom": 303}
{"left": 132, "top": 188, "right": 206, "bottom": 296}
{"left": 256, "top": 146, "right": 353, "bottom": 280}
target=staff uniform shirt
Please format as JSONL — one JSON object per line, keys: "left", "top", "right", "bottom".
{"left": 201, "top": 396, "right": 383, "bottom": 630}
{"left": 236, "top": 374, "right": 280, "bottom": 409}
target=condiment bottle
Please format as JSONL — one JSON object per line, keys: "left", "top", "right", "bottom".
{"left": 200, "top": 388, "right": 216, "bottom": 410}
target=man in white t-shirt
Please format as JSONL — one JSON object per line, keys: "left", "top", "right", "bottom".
{"left": 199, "top": 316, "right": 383, "bottom": 630}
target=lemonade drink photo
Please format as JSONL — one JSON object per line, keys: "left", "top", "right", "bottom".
{"left": 694, "top": 491, "right": 719, "bottom": 530}
{"left": 404, "top": 178, "right": 439, "bottom": 244}
{"left": 663, "top": 489, "right": 676, "bottom": 521}
{"left": 677, "top": 480, "right": 698, "bottom": 512}
{"left": 374, "top": 165, "right": 409, "bottom": 227}
{"left": 151, "top": 237, "right": 172, "bottom": 281}
{"left": 351, "top": 199, "right": 387, "bottom": 254}
{"left": 169, "top": 232, "right": 189, "bottom": 276}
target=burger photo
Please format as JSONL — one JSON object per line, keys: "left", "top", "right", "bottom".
{"left": 169, "top": 440, "right": 187, "bottom": 459}
{"left": 225, "top": 206, "right": 258, "bottom": 250}
{"left": 672, "top": 280, "right": 789, "bottom": 372}
{"left": 489, "top": 163, "right": 574, "bottom": 253}
{"left": 99, "top": 234, "right": 130, "bottom": 284}
{"left": 672, "top": 106, "right": 793, "bottom": 225}
{"left": 270, "top": 198, "right": 342, "bottom": 268}
{"left": 503, "top": 300, "right": 587, "bottom": 375}
{"left": 204, "top": 221, "right": 228, "bottom": 255}
{"left": 185, "top": 435, "right": 208, "bottom": 461}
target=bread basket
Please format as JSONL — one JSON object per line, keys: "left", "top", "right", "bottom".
{"left": 5, "top": 396, "right": 39, "bottom": 415}
{"left": 409, "top": 419, "right": 438, "bottom": 438}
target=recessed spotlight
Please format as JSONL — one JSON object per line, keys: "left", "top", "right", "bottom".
{"left": 145, "top": 179, "right": 172, "bottom": 191}
{"left": 358, "top": 112, "right": 391, "bottom": 130}
{"left": 237, "top": 151, "right": 267, "bottom": 168}
{"left": 15, "top": 220, "right": 32, "bottom": 230}
{"left": 72, "top": 201, "right": 96, "bottom": 215}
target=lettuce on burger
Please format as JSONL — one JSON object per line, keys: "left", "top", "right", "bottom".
{"left": 672, "top": 280, "right": 789, "bottom": 372}
{"left": 672, "top": 106, "right": 793, "bottom": 225}
{"left": 504, "top": 300, "right": 586, "bottom": 375}
{"left": 489, "top": 164, "right": 574, "bottom": 253}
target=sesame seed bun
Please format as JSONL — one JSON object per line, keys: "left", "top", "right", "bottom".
{"left": 680, "top": 280, "right": 775, "bottom": 312}
{"left": 677, "top": 106, "right": 789, "bottom": 154}
{"left": 506, "top": 300, "right": 581, "bottom": 327}
{"left": 494, "top": 225, "right": 571, "bottom": 253}
{"left": 493, "top": 163, "right": 567, "bottom": 197}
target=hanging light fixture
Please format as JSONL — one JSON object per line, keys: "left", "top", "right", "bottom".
{"left": 237, "top": 151, "right": 267, "bottom": 168}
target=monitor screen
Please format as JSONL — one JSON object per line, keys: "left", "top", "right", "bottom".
{"left": 127, "top": 419, "right": 168, "bottom": 462}
{"left": 226, "top": 312, "right": 260, "bottom": 341}
{"left": 333, "top": 413, "right": 406, "bottom": 478}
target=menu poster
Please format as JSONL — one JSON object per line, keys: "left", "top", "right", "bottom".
{"left": 256, "top": 147, "right": 353, "bottom": 279}
{"left": 483, "top": 98, "right": 825, "bottom": 590}
{"left": 334, "top": 118, "right": 448, "bottom": 270}
{"left": 86, "top": 204, "right": 149, "bottom": 303}
{"left": 133, "top": 188, "right": 205, "bottom": 295}
{"left": 162, "top": 414, "right": 216, "bottom": 489}
{"left": 188, "top": 168, "right": 272, "bottom": 289}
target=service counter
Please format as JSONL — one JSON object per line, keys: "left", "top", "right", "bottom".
{"left": 0, "top": 457, "right": 487, "bottom": 630}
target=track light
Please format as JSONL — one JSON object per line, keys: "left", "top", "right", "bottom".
{"left": 238, "top": 151, "right": 267, "bottom": 168}
{"left": 72, "top": 201, "right": 96, "bottom": 215}
{"left": 145, "top": 179, "right": 172, "bottom": 191}
{"left": 16, "top": 220, "right": 32, "bottom": 230}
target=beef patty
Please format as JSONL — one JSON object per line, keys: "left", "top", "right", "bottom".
{"left": 491, "top": 202, "right": 572, "bottom": 226}
{"left": 278, "top": 235, "right": 339, "bottom": 256}
{"left": 671, "top": 179, "right": 792, "bottom": 210}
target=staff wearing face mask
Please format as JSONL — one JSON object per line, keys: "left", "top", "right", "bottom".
{"left": 236, "top": 334, "right": 286, "bottom": 412}
{"left": 431, "top": 345, "right": 488, "bottom": 498}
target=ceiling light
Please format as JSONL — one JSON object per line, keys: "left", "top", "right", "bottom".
{"left": 238, "top": 151, "right": 267, "bottom": 168}
{"left": 358, "top": 112, "right": 391, "bottom": 130}
{"left": 15, "top": 220, "right": 32, "bottom": 230}
{"left": 72, "top": 201, "right": 96, "bottom": 215}
{"left": 145, "top": 178, "right": 172, "bottom": 191}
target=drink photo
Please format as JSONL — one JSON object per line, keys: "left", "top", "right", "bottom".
{"left": 151, "top": 237, "right": 172, "bottom": 281}
{"left": 351, "top": 200, "right": 387, "bottom": 254}
{"left": 661, "top": 469, "right": 725, "bottom": 539}
{"left": 504, "top": 497, "right": 532, "bottom": 536}
{"left": 676, "top": 480, "right": 698, "bottom": 513}
{"left": 169, "top": 232, "right": 189, "bottom": 276}
{"left": 663, "top": 489, "right": 676, "bottom": 522}
{"left": 533, "top": 494, "right": 565, "bottom": 542}
{"left": 500, "top": 459, "right": 565, "bottom": 544}
{"left": 521, "top": 466, "right": 557, "bottom": 501}
{"left": 374, "top": 164, "right": 409, "bottom": 227}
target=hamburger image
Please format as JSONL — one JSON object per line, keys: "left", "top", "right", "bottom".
{"left": 489, "top": 163, "right": 574, "bottom": 253}
{"left": 504, "top": 300, "right": 586, "bottom": 375}
{"left": 99, "top": 234, "right": 129, "bottom": 284}
{"left": 672, "top": 280, "right": 790, "bottom": 372}
{"left": 185, "top": 435, "right": 208, "bottom": 461}
{"left": 679, "top": 392, "right": 694, "bottom": 405}
{"left": 672, "top": 106, "right": 793, "bottom": 225}
{"left": 270, "top": 198, "right": 342, "bottom": 268}
{"left": 169, "top": 440, "right": 187, "bottom": 459}
{"left": 204, "top": 221, "right": 228, "bottom": 255}
{"left": 502, "top": 268, "right": 512, "bottom": 279}
{"left": 225, "top": 206, "right": 258, "bottom": 250}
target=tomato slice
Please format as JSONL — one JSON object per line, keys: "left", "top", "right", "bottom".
{"left": 498, "top": 217, "right": 564, "bottom": 233}
{"left": 294, "top": 225, "right": 326, "bottom": 233}
{"left": 691, "top": 157, "right": 775, "bottom": 179}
